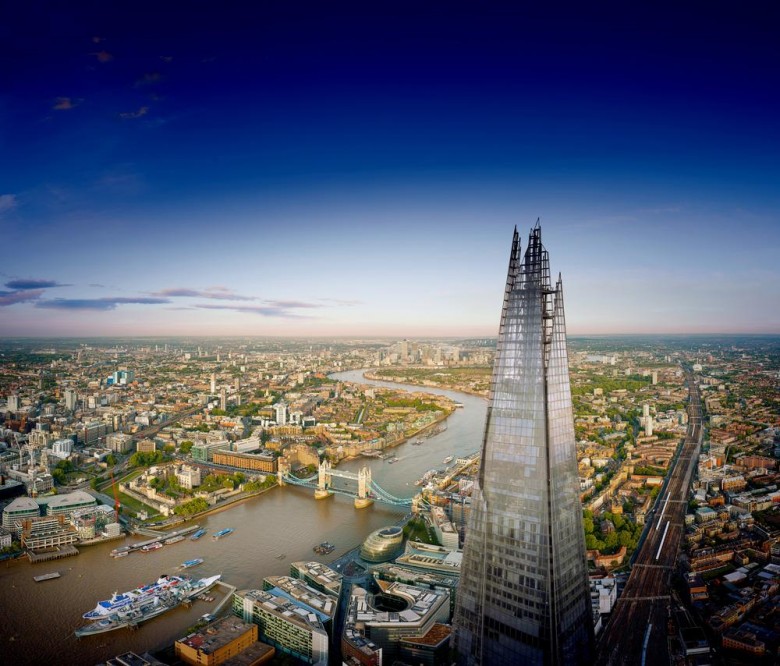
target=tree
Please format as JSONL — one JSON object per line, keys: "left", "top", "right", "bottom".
{"left": 105, "top": 454, "right": 117, "bottom": 467}
{"left": 179, "top": 440, "right": 194, "bottom": 455}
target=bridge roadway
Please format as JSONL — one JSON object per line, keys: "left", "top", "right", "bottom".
{"left": 595, "top": 372, "right": 703, "bottom": 665}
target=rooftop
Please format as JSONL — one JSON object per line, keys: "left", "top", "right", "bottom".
{"left": 401, "top": 622, "right": 452, "bottom": 647}
{"left": 177, "top": 616, "right": 256, "bottom": 655}
{"left": 263, "top": 576, "right": 337, "bottom": 620}
{"left": 39, "top": 490, "right": 96, "bottom": 509}
{"left": 290, "top": 560, "right": 343, "bottom": 595}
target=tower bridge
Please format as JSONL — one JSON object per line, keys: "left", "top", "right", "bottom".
{"left": 278, "top": 460, "right": 413, "bottom": 509}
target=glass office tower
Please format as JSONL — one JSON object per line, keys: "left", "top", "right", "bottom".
{"left": 453, "top": 223, "right": 593, "bottom": 665}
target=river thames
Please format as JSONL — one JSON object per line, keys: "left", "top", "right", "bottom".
{"left": 0, "top": 369, "right": 487, "bottom": 665}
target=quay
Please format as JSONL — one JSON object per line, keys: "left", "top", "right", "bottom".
{"left": 210, "top": 580, "right": 237, "bottom": 617}
{"left": 110, "top": 524, "right": 201, "bottom": 558}
{"left": 28, "top": 545, "right": 80, "bottom": 563}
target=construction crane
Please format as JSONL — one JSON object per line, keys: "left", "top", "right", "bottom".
{"left": 109, "top": 470, "right": 121, "bottom": 523}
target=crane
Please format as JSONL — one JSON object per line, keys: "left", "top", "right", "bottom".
{"left": 109, "top": 470, "right": 121, "bottom": 523}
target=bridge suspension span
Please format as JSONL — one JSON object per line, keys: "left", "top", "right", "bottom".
{"left": 278, "top": 460, "right": 414, "bottom": 509}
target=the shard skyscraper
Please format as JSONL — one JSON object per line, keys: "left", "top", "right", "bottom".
{"left": 453, "top": 223, "right": 593, "bottom": 665}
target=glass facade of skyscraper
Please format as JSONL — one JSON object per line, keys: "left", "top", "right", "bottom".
{"left": 453, "top": 224, "right": 593, "bottom": 665}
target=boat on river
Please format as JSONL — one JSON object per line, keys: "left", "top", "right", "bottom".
{"left": 33, "top": 572, "right": 60, "bottom": 582}
{"left": 140, "top": 542, "right": 163, "bottom": 553}
{"left": 75, "top": 574, "right": 221, "bottom": 636}
{"left": 212, "top": 528, "right": 234, "bottom": 540}
{"left": 442, "top": 456, "right": 454, "bottom": 464}
{"left": 178, "top": 558, "right": 204, "bottom": 569}
{"left": 190, "top": 528, "right": 207, "bottom": 540}
{"left": 313, "top": 542, "right": 335, "bottom": 555}
{"left": 82, "top": 574, "right": 184, "bottom": 619}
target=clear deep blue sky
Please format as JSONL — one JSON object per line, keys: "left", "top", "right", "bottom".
{"left": 1, "top": 2, "right": 779, "bottom": 336}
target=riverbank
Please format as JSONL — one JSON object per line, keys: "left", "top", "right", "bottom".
{"left": 338, "top": 408, "right": 452, "bottom": 464}
{"left": 363, "top": 370, "right": 489, "bottom": 398}
{"left": 143, "top": 482, "right": 280, "bottom": 531}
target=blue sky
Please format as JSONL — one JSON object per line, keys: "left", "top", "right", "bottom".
{"left": 1, "top": 2, "right": 779, "bottom": 336}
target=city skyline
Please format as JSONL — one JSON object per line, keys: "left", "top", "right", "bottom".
{"left": 2, "top": 3, "right": 779, "bottom": 337}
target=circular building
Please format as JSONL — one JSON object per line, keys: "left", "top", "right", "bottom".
{"left": 360, "top": 526, "right": 404, "bottom": 563}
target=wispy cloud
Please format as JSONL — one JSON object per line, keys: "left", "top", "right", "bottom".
{"left": 195, "top": 304, "right": 315, "bottom": 319}
{"left": 35, "top": 296, "right": 169, "bottom": 311}
{"left": 5, "top": 279, "right": 67, "bottom": 290}
{"left": 91, "top": 50, "right": 113, "bottom": 63}
{"left": 0, "top": 194, "right": 17, "bottom": 216}
{"left": 53, "top": 97, "right": 80, "bottom": 110}
{"left": 119, "top": 106, "right": 149, "bottom": 120}
{"left": 265, "top": 300, "right": 321, "bottom": 309}
{"left": 319, "top": 298, "right": 363, "bottom": 306}
{"left": 153, "top": 287, "right": 256, "bottom": 301}
{"left": 0, "top": 289, "right": 44, "bottom": 306}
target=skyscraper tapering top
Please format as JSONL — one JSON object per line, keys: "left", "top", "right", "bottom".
{"left": 453, "top": 223, "right": 593, "bottom": 665}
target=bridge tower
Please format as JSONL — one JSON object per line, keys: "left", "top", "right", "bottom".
{"left": 354, "top": 466, "right": 374, "bottom": 509}
{"left": 314, "top": 460, "right": 334, "bottom": 500}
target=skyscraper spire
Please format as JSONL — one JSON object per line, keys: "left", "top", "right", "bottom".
{"left": 453, "top": 223, "right": 593, "bottom": 665}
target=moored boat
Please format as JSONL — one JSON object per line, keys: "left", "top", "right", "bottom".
{"left": 190, "top": 528, "right": 207, "bottom": 540}
{"left": 164, "top": 535, "right": 185, "bottom": 545}
{"left": 33, "top": 572, "right": 61, "bottom": 582}
{"left": 212, "top": 528, "right": 234, "bottom": 540}
{"left": 75, "top": 574, "right": 221, "bottom": 636}
{"left": 442, "top": 456, "right": 454, "bottom": 464}
{"left": 82, "top": 574, "right": 183, "bottom": 619}
{"left": 141, "top": 542, "right": 163, "bottom": 553}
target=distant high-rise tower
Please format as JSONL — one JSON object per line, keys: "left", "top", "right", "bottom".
{"left": 274, "top": 401, "right": 288, "bottom": 426}
{"left": 453, "top": 223, "right": 593, "bottom": 665}
{"left": 64, "top": 389, "right": 78, "bottom": 412}
{"left": 210, "top": 373, "right": 217, "bottom": 394}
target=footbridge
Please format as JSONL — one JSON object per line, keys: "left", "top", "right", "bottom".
{"left": 278, "top": 461, "right": 413, "bottom": 509}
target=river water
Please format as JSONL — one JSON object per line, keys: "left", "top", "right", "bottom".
{"left": 0, "top": 370, "right": 486, "bottom": 665}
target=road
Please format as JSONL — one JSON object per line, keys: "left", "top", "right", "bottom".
{"left": 595, "top": 370, "right": 703, "bottom": 665}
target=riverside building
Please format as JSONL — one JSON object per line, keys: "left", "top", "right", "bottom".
{"left": 453, "top": 224, "right": 594, "bottom": 665}
{"left": 232, "top": 588, "right": 328, "bottom": 666}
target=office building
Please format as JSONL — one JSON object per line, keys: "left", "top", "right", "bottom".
{"left": 289, "top": 561, "right": 343, "bottom": 597}
{"left": 64, "top": 389, "right": 78, "bottom": 411}
{"left": 453, "top": 224, "right": 593, "bottom": 665}
{"left": 107, "top": 432, "right": 134, "bottom": 454}
{"left": 212, "top": 450, "right": 277, "bottom": 473}
{"left": 233, "top": 588, "right": 329, "bottom": 666}
{"left": 360, "top": 526, "right": 405, "bottom": 562}
{"left": 2, "top": 496, "right": 40, "bottom": 535}
{"left": 274, "top": 401, "right": 288, "bottom": 426}
{"left": 342, "top": 583, "right": 450, "bottom": 665}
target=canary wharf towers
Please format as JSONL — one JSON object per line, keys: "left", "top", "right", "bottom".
{"left": 453, "top": 223, "right": 593, "bottom": 665}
